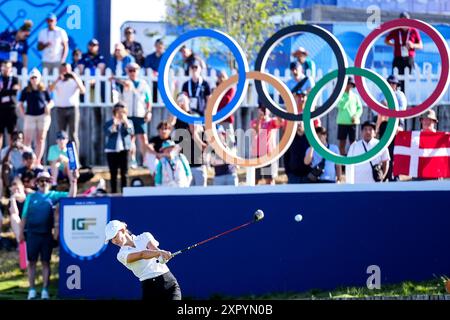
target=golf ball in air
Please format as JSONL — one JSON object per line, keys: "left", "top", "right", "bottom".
{"left": 294, "top": 214, "right": 303, "bottom": 222}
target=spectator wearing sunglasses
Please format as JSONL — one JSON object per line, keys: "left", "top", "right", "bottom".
{"left": 0, "top": 20, "right": 32, "bottom": 72}
{"left": 122, "top": 26, "right": 145, "bottom": 67}
{"left": 19, "top": 170, "right": 78, "bottom": 300}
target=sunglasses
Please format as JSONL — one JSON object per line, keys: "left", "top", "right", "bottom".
{"left": 128, "top": 69, "right": 137, "bottom": 73}
{"left": 190, "top": 66, "right": 199, "bottom": 70}
{"left": 38, "top": 179, "right": 51, "bottom": 184}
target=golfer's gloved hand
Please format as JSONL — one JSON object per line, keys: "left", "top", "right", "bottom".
{"left": 158, "top": 250, "right": 172, "bottom": 264}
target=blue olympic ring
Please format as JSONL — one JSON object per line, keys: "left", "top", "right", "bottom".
{"left": 158, "top": 29, "right": 249, "bottom": 124}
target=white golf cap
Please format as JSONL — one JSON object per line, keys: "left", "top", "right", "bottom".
{"left": 104, "top": 220, "right": 126, "bottom": 244}
{"left": 29, "top": 68, "right": 41, "bottom": 81}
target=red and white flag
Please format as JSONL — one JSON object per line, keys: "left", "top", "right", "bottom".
{"left": 393, "top": 131, "right": 450, "bottom": 178}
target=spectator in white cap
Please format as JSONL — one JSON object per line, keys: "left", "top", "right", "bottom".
{"left": 154, "top": 140, "right": 192, "bottom": 187}
{"left": 18, "top": 68, "right": 53, "bottom": 166}
{"left": 37, "top": 13, "right": 68, "bottom": 73}
{"left": 292, "top": 46, "right": 316, "bottom": 80}
{"left": 19, "top": 169, "right": 78, "bottom": 300}
{"left": 104, "top": 220, "right": 182, "bottom": 300}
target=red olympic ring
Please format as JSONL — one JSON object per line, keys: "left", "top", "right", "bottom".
{"left": 354, "top": 18, "right": 450, "bottom": 119}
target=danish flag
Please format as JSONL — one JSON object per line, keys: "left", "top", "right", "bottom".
{"left": 393, "top": 131, "right": 450, "bottom": 178}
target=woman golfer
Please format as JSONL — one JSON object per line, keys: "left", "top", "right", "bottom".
{"left": 104, "top": 220, "right": 182, "bottom": 300}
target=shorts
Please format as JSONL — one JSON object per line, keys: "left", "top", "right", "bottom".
{"left": 24, "top": 114, "right": 51, "bottom": 132}
{"left": 25, "top": 232, "right": 54, "bottom": 262}
{"left": 129, "top": 116, "right": 147, "bottom": 135}
{"left": 0, "top": 107, "right": 17, "bottom": 134}
{"left": 337, "top": 124, "right": 356, "bottom": 142}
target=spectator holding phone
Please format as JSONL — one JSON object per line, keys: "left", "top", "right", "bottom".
{"left": 49, "top": 63, "right": 85, "bottom": 149}
{"left": 104, "top": 102, "right": 134, "bottom": 193}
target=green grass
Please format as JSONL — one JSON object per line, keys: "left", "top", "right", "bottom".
{"left": 0, "top": 250, "right": 59, "bottom": 300}
{"left": 1, "top": 250, "right": 448, "bottom": 300}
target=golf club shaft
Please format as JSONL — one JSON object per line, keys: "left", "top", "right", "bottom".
{"left": 158, "top": 219, "right": 256, "bottom": 263}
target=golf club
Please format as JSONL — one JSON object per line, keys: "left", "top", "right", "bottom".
{"left": 157, "top": 209, "right": 265, "bottom": 263}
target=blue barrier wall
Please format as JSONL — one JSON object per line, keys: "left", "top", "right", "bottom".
{"left": 59, "top": 184, "right": 450, "bottom": 299}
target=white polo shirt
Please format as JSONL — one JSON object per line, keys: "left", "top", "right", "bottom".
{"left": 117, "top": 232, "right": 169, "bottom": 281}
{"left": 38, "top": 26, "right": 68, "bottom": 63}
{"left": 345, "top": 138, "right": 390, "bottom": 184}
{"left": 54, "top": 79, "right": 80, "bottom": 107}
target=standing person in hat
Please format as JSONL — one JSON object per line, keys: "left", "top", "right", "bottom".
{"left": 18, "top": 69, "right": 53, "bottom": 166}
{"left": 104, "top": 102, "right": 134, "bottom": 193}
{"left": 0, "top": 61, "right": 20, "bottom": 151}
{"left": 154, "top": 140, "right": 192, "bottom": 187}
{"left": 49, "top": 63, "right": 85, "bottom": 149}
{"left": 336, "top": 76, "right": 363, "bottom": 156}
{"left": 122, "top": 26, "right": 145, "bottom": 67}
{"left": 346, "top": 121, "right": 390, "bottom": 184}
{"left": 104, "top": 220, "right": 181, "bottom": 300}
{"left": 292, "top": 46, "right": 316, "bottom": 80}
{"left": 385, "top": 12, "right": 423, "bottom": 92}
{"left": 19, "top": 170, "right": 78, "bottom": 300}
{"left": 420, "top": 109, "right": 438, "bottom": 133}
{"left": 77, "top": 38, "right": 106, "bottom": 76}
{"left": 37, "top": 13, "right": 69, "bottom": 72}
{"left": 113, "top": 62, "right": 152, "bottom": 169}
{"left": 0, "top": 20, "right": 33, "bottom": 72}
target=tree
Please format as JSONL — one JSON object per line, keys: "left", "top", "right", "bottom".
{"left": 166, "top": 0, "right": 290, "bottom": 69}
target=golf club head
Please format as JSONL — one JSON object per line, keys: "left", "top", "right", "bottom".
{"left": 254, "top": 209, "right": 264, "bottom": 222}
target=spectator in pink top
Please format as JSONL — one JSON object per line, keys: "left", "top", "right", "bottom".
{"left": 250, "top": 105, "right": 285, "bottom": 185}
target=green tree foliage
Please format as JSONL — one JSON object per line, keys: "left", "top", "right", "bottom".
{"left": 166, "top": 0, "right": 290, "bottom": 68}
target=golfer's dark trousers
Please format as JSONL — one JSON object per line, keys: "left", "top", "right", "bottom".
{"left": 106, "top": 150, "right": 128, "bottom": 194}
{"left": 141, "top": 271, "right": 182, "bottom": 301}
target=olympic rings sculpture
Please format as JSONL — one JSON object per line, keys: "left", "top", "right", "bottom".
{"left": 158, "top": 18, "right": 450, "bottom": 167}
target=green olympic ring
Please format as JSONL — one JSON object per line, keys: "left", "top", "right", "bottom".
{"left": 303, "top": 67, "right": 399, "bottom": 165}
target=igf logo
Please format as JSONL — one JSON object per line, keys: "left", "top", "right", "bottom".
{"left": 72, "top": 218, "right": 96, "bottom": 230}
